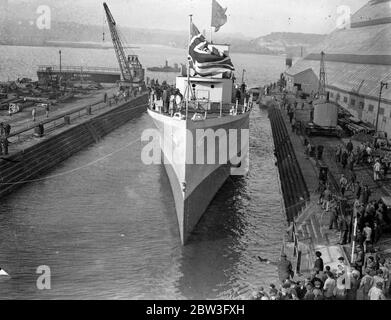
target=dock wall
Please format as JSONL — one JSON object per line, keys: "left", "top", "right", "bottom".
{"left": 0, "top": 94, "right": 148, "bottom": 199}
{"left": 268, "top": 106, "right": 310, "bottom": 222}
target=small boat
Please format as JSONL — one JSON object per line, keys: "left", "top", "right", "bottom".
{"left": 147, "top": 61, "right": 183, "bottom": 73}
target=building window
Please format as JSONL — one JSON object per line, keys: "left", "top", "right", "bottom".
{"left": 359, "top": 102, "right": 364, "bottom": 109}
{"left": 343, "top": 97, "right": 348, "bottom": 103}
{"left": 329, "top": 92, "right": 334, "bottom": 98}
{"left": 379, "top": 108, "right": 385, "bottom": 115}
{"left": 368, "top": 104, "right": 374, "bottom": 112}
{"left": 351, "top": 99, "right": 356, "bottom": 106}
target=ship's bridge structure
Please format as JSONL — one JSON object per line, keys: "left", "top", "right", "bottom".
{"left": 286, "top": 0, "right": 391, "bottom": 134}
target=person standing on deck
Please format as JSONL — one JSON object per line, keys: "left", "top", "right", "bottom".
{"left": 175, "top": 89, "right": 183, "bottom": 112}
{"left": 169, "top": 92, "right": 175, "bottom": 117}
{"left": 162, "top": 88, "right": 169, "bottom": 113}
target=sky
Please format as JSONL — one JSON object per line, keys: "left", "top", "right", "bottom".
{"left": 96, "top": 0, "right": 369, "bottom": 36}
{"left": 8, "top": 0, "right": 371, "bottom": 37}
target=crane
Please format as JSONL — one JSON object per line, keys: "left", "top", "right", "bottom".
{"left": 103, "top": 2, "right": 144, "bottom": 87}
{"left": 318, "top": 51, "right": 327, "bottom": 100}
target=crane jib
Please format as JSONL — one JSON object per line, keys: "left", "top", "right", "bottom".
{"left": 103, "top": 2, "right": 135, "bottom": 83}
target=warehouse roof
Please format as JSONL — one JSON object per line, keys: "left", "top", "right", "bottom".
{"left": 286, "top": 59, "right": 391, "bottom": 101}
{"left": 351, "top": 0, "right": 391, "bottom": 27}
{"left": 286, "top": 0, "right": 391, "bottom": 102}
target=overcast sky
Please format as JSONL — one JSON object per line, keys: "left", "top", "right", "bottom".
{"left": 106, "top": 0, "right": 370, "bottom": 36}
{"left": 10, "top": 0, "right": 370, "bottom": 37}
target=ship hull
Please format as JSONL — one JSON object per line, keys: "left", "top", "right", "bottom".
{"left": 148, "top": 109, "right": 250, "bottom": 244}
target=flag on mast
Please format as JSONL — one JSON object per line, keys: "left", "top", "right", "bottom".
{"left": 211, "top": 0, "right": 227, "bottom": 32}
{"left": 189, "top": 21, "right": 234, "bottom": 77}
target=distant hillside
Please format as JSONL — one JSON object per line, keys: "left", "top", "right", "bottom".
{"left": 253, "top": 32, "right": 327, "bottom": 56}
{"left": 0, "top": 17, "right": 325, "bottom": 57}
{"left": 1, "top": 0, "right": 326, "bottom": 56}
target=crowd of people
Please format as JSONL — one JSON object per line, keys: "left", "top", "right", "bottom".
{"left": 335, "top": 140, "right": 390, "bottom": 182}
{"left": 148, "top": 79, "right": 251, "bottom": 118}
{"left": 148, "top": 80, "right": 184, "bottom": 117}
{"left": 258, "top": 81, "right": 391, "bottom": 300}
{"left": 252, "top": 251, "right": 391, "bottom": 300}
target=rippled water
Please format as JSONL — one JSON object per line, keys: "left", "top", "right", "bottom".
{"left": 0, "top": 44, "right": 286, "bottom": 88}
{"left": 0, "top": 45, "right": 286, "bottom": 299}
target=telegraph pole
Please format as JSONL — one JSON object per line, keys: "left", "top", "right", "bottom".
{"left": 59, "top": 50, "right": 62, "bottom": 74}
{"left": 375, "top": 81, "right": 388, "bottom": 132}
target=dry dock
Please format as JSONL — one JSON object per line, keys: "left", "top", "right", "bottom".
{"left": 265, "top": 91, "right": 391, "bottom": 282}
{"left": 0, "top": 90, "right": 147, "bottom": 198}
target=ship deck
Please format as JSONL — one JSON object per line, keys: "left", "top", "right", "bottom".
{"left": 147, "top": 102, "right": 252, "bottom": 121}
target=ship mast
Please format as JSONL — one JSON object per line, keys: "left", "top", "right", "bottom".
{"left": 186, "top": 14, "right": 193, "bottom": 120}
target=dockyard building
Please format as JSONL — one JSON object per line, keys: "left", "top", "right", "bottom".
{"left": 286, "top": 0, "right": 391, "bottom": 134}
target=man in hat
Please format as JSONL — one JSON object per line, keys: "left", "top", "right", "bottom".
{"left": 277, "top": 253, "right": 294, "bottom": 283}
{"left": 314, "top": 251, "right": 324, "bottom": 272}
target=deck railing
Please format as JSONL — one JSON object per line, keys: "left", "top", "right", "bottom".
{"left": 148, "top": 98, "right": 253, "bottom": 119}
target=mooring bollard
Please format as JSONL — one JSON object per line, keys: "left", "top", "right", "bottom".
{"left": 33, "top": 124, "right": 44, "bottom": 137}
{"left": 64, "top": 115, "right": 71, "bottom": 125}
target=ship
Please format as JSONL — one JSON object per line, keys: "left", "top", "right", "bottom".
{"left": 147, "top": 61, "right": 183, "bottom": 73}
{"left": 37, "top": 65, "right": 122, "bottom": 84}
{"left": 147, "top": 19, "right": 252, "bottom": 245}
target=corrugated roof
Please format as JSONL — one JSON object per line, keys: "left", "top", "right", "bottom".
{"left": 308, "top": 23, "right": 391, "bottom": 56}
{"left": 286, "top": 59, "right": 391, "bottom": 101}
{"left": 287, "top": 1, "right": 391, "bottom": 102}
{"left": 351, "top": 0, "right": 391, "bottom": 26}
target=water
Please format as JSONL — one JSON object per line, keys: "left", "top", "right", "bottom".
{"left": 0, "top": 45, "right": 286, "bottom": 299}
{"left": 0, "top": 44, "right": 285, "bottom": 88}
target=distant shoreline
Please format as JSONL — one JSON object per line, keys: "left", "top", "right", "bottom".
{"left": 1, "top": 41, "right": 291, "bottom": 58}
{"left": 0, "top": 41, "right": 140, "bottom": 50}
